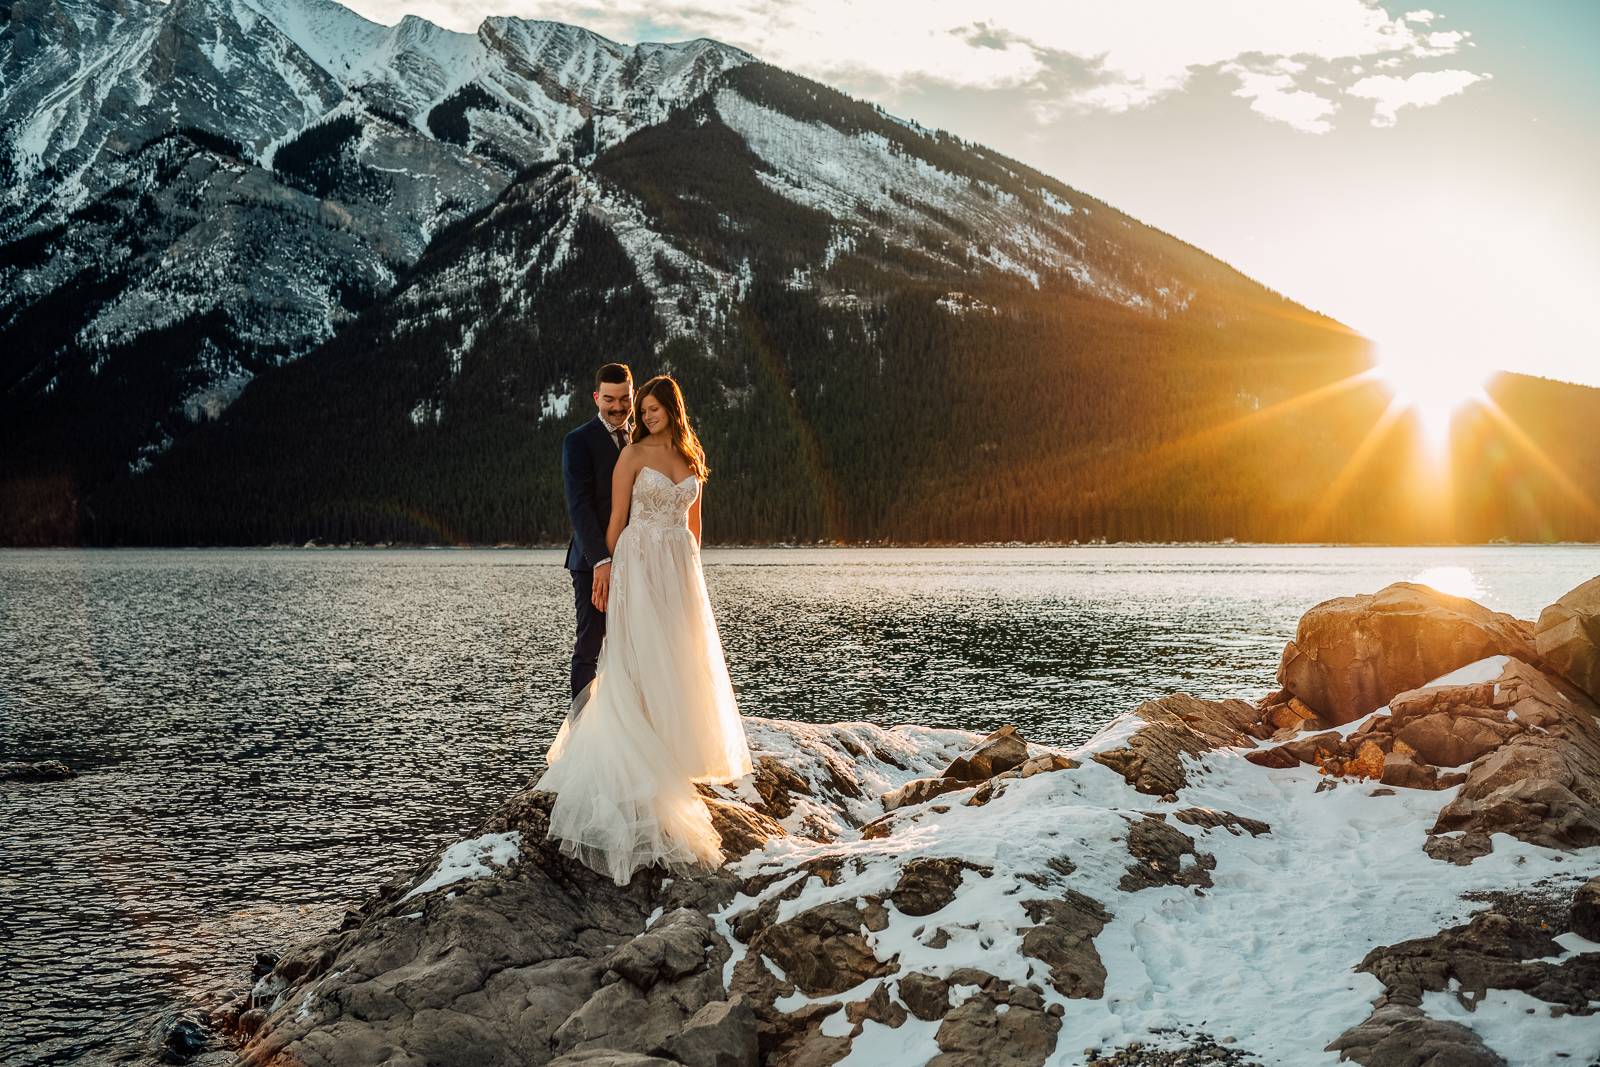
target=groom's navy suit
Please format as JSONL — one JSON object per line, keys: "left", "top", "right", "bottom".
{"left": 563, "top": 415, "right": 626, "bottom": 698}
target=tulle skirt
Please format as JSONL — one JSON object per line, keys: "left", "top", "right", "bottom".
{"left": 535, "top": 523, "right": 752, "bottom": 885}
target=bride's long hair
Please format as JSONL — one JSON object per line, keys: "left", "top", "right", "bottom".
{"left": 632, "top": 375, "right": 710, "bottom": 481}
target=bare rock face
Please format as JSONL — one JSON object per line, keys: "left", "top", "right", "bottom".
{"left": 1536, "top": 575, "right": 1600, "bottom": 703}
{"left": 1091, "top": 693, "right": 1260, "bottom": 795}
{"left": 1277, "top": 583, "right": 1538, "bottom": 726}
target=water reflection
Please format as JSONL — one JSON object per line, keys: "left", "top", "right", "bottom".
{"left": 1407, "top": 565, "right": 1485, "bottom": 601}
{"left": 1, "top": 545, "right": 1594, "bottom": 1064}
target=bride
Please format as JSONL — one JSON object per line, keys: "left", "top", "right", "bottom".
{"left": 536, "top": 374, "right": 753, "bottom": 885}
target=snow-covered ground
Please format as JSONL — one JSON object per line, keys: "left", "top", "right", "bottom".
{"left": 695, "top": 660, "right": 1600, "bottom": 1065}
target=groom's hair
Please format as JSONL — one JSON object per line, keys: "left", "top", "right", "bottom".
{"left": 595, "top": 363, "right": 632, "bottom": 391}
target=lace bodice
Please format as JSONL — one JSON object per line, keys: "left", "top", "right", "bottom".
{"left": 628, "top": 465, "right": 698, "bottom": 531}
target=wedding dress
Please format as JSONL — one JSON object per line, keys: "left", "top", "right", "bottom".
{"left": 536, "top": 465, "right": 753, "bottom": 885}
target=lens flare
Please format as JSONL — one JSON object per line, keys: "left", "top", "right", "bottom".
{"left": 1370, "top": 350, "right": 1490, "bottom": 448}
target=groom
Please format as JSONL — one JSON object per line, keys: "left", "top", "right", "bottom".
{"left": 563, "top": 362, "right": 634, "bottom": 699}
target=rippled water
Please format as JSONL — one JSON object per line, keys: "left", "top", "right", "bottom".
{"left": 2, "top": 545, "right": 1596, "bottom": 1064}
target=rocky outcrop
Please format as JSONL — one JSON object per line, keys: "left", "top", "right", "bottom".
{"left": 1429, "top": 658, "right": 1600, "bottom": 849}
{"left": 1536, "top": 575, "right": 1600, "bottom": 703}
{"left": 1090, "top": 693, "right": 1261, "bottom": 796}
{"left": 1328, "top": 901, "right": 1600, "bottom": 1067}
{"left": 208, "top": 576, "right": 1600, "bottom": 1067}
{"left": 1277, "top": 583, "right": 1539, "bottom": 725}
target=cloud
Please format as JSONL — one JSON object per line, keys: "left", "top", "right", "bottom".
{"left": 1347, "top": 69, "right": 1490, "bottom": 126}
{"left": 1225, "top": 66, "right": 1338, "bottom": 133}
{"left": 347, "top": 0, "right": 1490, "bottom": 130}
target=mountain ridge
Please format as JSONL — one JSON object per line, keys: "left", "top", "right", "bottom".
{"left": 5, "top": 0, "right": 1600, "bottom": 546}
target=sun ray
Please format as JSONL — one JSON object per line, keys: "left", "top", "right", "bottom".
{"left": 1088, "top": 367, "right": 1383, "bottom": 494}
{"left": 1298, "top": 397, "right": 1409, "bottom": 540}
{"left": 1476, "top": 395, "right": 1600, "bottom": 524}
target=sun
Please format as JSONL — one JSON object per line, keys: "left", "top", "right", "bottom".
{"left": 1369, "top": 348, "right": 1490, "bottom": 447}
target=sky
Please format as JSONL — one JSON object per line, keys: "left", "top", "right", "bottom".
{"left": 346, "top": 0, "right": 1600, "bottom": 389}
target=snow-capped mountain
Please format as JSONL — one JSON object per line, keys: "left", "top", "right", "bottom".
{"left": 18, "top": 0, "right": 1516, "bottom": 548}
{"left": 0, "top": 0, "right": 749, "bottom": 463}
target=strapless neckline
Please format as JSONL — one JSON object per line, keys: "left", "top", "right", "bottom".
{"left": 639, "top": 466, "right": 696, "bottom": 489}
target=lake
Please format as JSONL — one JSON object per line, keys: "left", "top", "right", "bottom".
{"left": 2, "top": 545, "right": 1595, "bottom": 1064}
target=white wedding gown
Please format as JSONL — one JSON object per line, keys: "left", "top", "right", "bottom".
{"left": 536, "top": 465, "right": 753, "bottom": 885}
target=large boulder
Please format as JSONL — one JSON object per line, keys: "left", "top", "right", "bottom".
{"left": 1278, "top": 583, "right": 1538, "bottom": 725}
{"left": 1536, "top": 575, "right": 1600, "bottom": 703}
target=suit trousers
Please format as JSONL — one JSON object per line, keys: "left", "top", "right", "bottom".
{"left": 570, "top": 568, "right": 606, "bottom": 699}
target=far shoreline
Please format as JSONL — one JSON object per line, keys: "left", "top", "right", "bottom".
{"left": 4, "top": 541, "right": 1600, "bottom": 552}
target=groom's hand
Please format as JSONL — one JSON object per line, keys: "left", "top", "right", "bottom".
{"left": 591, "top": 562, "right": 611, "bottom": 612}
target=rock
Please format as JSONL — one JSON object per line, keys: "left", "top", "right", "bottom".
{"left": 654, "top": 996, "right": 759, "bottom": 1067}
{"left": 1244, "top": 745, "right": 1299, "bottom": 769}
{"left": 1571, "top": 877, "right": 1600, "bottom": 942}
{"left": 1345, "top": 739, "right": 1386, "bottom": 780}
{"left": 890, "top": 857, "right": 990, "bottom": 917}
{"left": 1431, "top": 662, "right": 1600, "bottom": 848}
{"left": 1325, "top": 1003, "right": 1506, "bottom": 1067}
{"left": 1019, "top": 753, "right": 1078, "bottom": 777}
{"left": 1536, "top": 575, "right": 1600, "bottom": 702}
{"left": 748, "top": 756, "right": 814, "bottom": 821}
{"left": 1263, "top": 697, "right": 1323, "bottom": 733}
{"left": 930, "top": 977, "right": 1060, "bottom": 1067}
{"left": 549, "top": 1052, "right": 681, "bottom": 1067}
{"left": 1280, "top": 730, "right": 1348, "bottom": 767}
{"left": 234, "top": 789, "right": 692, "bottom": 1067}
{"left": 1278, "top": 582, "right": 1538, "bottom": 725}
{"left": 605, "top": 909, "right": 717, "bottom": 991}
{"left": 0, "top": 759, "right": 77, "bottom": 782}
{"left": 882, "top": 776, "right": 972, "bottom": 811}
{"left": 1379, "top": 754, "right": 1439, "bottom": 791}
{"left": 148, "top": 1010, "right": 212, "bottom": 1063}
{"left": 1171, "top": 808, "right": 1271, "bottom": 837}
{"left": 1422, "top": 832, "right": 1494, "bottom": 865}
{"left": 1092, "top": 694, "right": 1261, "bottom": 795}
{"left": 1019, "top": 892, "right": 1111, "bottom": 999}
{"left": 1355, "top": 909, "right": 1570, "bottom": 1009}
{"left": 1393, "top": 713, "right": 1519, "bottom": 768}
{"left": 703, "top": 796, "right": 786, "bottom": 860}
{"left": 897, "top": 972, "right": 952, "bottom": 1021}
{"left": 739, "top": 900, "right": 893, "bottom": 998}
{"left": 843, "top": 981, "right": 907, "bottom": 1032}
{"left": 941, "top": 725, "right": 1030, "bottom": 781}
{"left": 1119, "top": 816, "right": 1214, "bottom": 892}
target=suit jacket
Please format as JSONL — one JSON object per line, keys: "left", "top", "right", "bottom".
{"left": 563, "top": 417, "right": 624, "bottom": 572}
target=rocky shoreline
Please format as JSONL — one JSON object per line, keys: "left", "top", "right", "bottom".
{"left": 174, "top": 579, "right": 1600, "bottom": 1066}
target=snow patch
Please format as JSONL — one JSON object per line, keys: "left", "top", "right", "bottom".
{"left": 400, "top": 831, "right": 523, "bottom": 901}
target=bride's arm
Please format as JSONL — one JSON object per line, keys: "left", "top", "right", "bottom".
{"left": 605, "top": 449, "right": 637, "bottom": 555}
{"left": 688, "top": 487, "right": 702, "bottom": 546}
